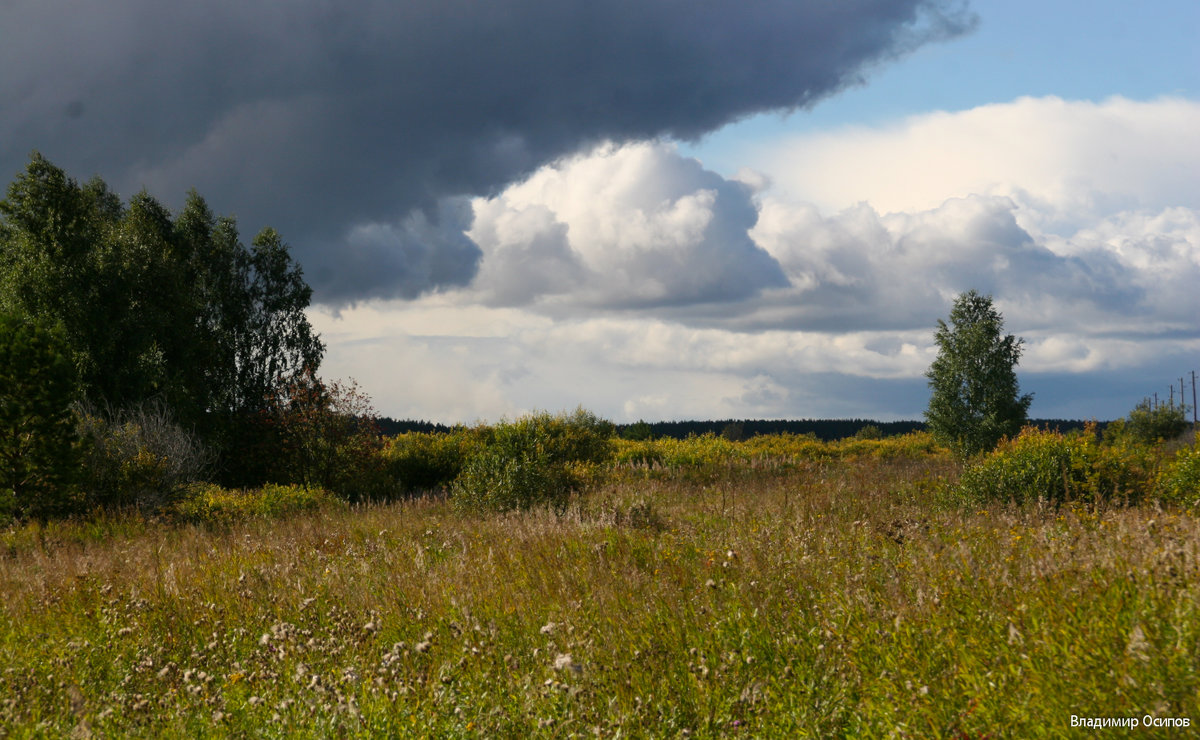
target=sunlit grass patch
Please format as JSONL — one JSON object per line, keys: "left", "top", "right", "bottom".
{"left": 2, "top": 455, "right": 1199, "bottom": 736}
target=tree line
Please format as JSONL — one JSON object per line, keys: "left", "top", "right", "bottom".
{"left": 1, "top": 152, "right": 325, "bottom": 513}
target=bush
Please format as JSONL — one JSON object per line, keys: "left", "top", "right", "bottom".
{"left": 76, "top": 402, "right": 212, "bottom": 513}
{"left": 451, "top": 448, "right": 569, "bottom": 514}
{"left": 1125, "top": 400, "right": 1189, "bottom": 445}
{"left": 277, "top": 374, "right": 392, "bottom": 501}
{"left": 383, "top": 429, "right": 482, "bottom": 494}
{"left": 231, "top": 372, "right": 392, "bottom": 501}
{"left": 450, "top": 408, "right": 614, "bottom": 513}
{"left": 955, "top": 427, "right": 1152, "bottom": 506}
{"left": 171, "top": 482, "right": 339, "bottom": 524}
{"left": 854, "top": 425, "right": 883, "bottom": 440}
{"left": 1158, "top": 436, "right": 1200, "bottom": 508}
{"left": 613, "top": 439, "right": 666, "bottom": 467}
{"left": 504, "top": 407, "right": 616, "bottom": 467}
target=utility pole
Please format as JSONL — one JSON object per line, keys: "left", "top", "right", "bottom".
{"left": 1192, "top": 370, "right": 1198, "bottom": 430}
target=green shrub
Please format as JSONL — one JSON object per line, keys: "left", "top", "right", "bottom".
{"left": 1158, "top": 436, "right": 1200, "bottom": 508}
{"left": 383, "top": 428, "right": 482, "bottom": 494}
{"left": 500, "top": 407, "right": 616, "bottom": 467}
{"left": 1125, "top": 399, "right": 1189, "bottom": 444}
{"left": 853, "top": 424, "right": 883, "bottom": 440}
{"left": 955, "top": 427, "right": 1152, "bottom": 506}
{"left": 451, "top": 448, "right": 568, "bottom": 514}
{"left": 450, "top": 408, "right": 614, "bottom": 513}
{"left": 171, "top": 482, "right": 339, "bottom": 524}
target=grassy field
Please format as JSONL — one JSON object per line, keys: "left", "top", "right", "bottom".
{"left": 2, "top": 452, "right": 1199, "bottom": 737}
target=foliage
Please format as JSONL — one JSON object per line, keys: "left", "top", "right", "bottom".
{"left": 612, "top": 431, "right": 945, "bottom": 472}
{"left": 613, "top": 439, "right": 667, "bottom": 467}
{"left": 853, "top": 424, "right": 883, "bottom": 440}
{"left": 925, "top": 290, "right": 1032, "bottom": 458}
{"left": 720, "top": 421, "right": 746, "bottom": 441}
{"left": 1158, "top": 435, "right": 1200, "bottom": 508}
{"left": 0, "top": 313, "right": 81, "bottom": 520}
{"left": 955, "top": 426, "right": 1154, "bottom": 506}
{"left": 451, "top": 446, "right": 569, "bottom": 514}
{"left": 74, "top": 402, "right": 212, "bottom": 514}
{"left": 451, "top": 408, "right": 615, "bottom": 513}
{"left": 620, "top": 419, "right": 654, "bottom": 441}
{"left": 267, "top": 372, "right": 390, "bottom": 502}
{"left": 0, "top": 153, "right": 324, "bottom": 480}
{"left": 500, "top": 406, "right": 617, "bottom": 467}
{"left": 1125, "top": 398, "right": 1189, "bottom": 445}
{"left": 383, "top": 429, "right": 481, "bottom": 494}
{"left": 170, "top": 482, "right": 340, "bottom": 524}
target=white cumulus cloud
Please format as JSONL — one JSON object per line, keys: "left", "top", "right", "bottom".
{"left": 316, "top": 96, "right": 1200, "bottom": 422}
{"left": 467, "top": 142, "right": 788, "bottom": 309}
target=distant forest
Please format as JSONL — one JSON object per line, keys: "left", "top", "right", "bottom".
{"left": 375, "top": 417, "right": 1105, "bottom": 441}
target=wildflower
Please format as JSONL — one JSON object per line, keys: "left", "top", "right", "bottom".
{"left": 553, "top": 653, "right": 582, "bottom": 674}
{"left": 1007, "top": 623, "right": 1022, "bottom": 646}
{"left": 1126, "top": 625, "right": 1150, "bottom": 661}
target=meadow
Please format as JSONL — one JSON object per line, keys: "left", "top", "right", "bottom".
{"left": 3, "top": 429, "right": 1199, "bottom": 737}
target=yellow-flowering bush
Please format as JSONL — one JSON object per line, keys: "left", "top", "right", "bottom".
{"left": 612, "top": 439, "right": 666, "bottom": 467}
{"left": 657, "top": 434, "right": 746, "bottom": 468}
{"left": 612, "top": 431, "right": 944, "bottom": 473}
{"left": 1158, "top": 434, "right": 1200, "bottom": 508}
{"left": 955, "top": 427, "right": 1154, "bottom": 506}
{"left": 382, "top": 428, "right": 484, "bottom": 494}
{"left": 171, "top": 482, "right": 340, "bottom": 524}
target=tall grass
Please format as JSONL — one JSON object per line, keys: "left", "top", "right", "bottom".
{"left": 2, "top": 454, "right": 1198, "bottom": 737}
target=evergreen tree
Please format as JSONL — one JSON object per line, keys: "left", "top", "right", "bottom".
{"left": 0, "top": 314, "right": 81, "bottom": 520}
{"left": 925, "top": 290, "right": 1032, "bottom": 458}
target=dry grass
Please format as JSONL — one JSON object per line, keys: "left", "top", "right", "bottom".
{"left": 2, "top": 457, "right": 1199, "bottom": 737}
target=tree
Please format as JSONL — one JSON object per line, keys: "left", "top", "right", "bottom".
{"left": 925, "top": 290, "right": 1032, "bottom": 458}
{"left": 273, "top": 371, "right": 387, "bottom": 501}
{"left": 0, "top": 153, "right": 324, "bottom": 484}
{"left": 1125, "top": 399, "right": 1188, "bottom": 444}
{"left": 0, "top": 314, "right": 81, "bottom": 520}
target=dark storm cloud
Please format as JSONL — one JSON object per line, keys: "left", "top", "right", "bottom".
{"left": 0, "top": 0, "right": 975, "bottom": 303}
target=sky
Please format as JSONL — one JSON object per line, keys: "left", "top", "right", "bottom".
{"left": 2, "top": 0, "right": 1198, "bottom": 423}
